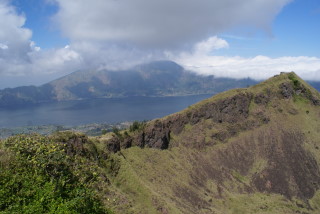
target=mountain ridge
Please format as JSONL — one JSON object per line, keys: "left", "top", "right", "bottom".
{"left": 0, "top": 61, "right": 257, "bottom": 107}
{"left": 99, "top": 72, "right": 320, "bottom": 213}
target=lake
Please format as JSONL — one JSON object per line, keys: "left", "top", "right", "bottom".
{"left": 0, "top": 94, "right": 213, "bottom": 128}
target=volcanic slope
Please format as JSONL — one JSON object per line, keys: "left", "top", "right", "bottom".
{"left": 102, "top": 72, "right": 320, "bottom": 214}
{"left": 0, "top": 61, "right": 256, "bottom": 107}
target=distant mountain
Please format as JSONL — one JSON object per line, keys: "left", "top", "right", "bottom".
{"left": 307, "top": 81, "right": 320, "bottom": 92}
{"left": 0, "top": 60, "right": 258, "bottom": 107}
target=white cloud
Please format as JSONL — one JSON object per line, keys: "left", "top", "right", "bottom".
{"left": 28, "top": 46, "right": 82, "bottom": 74}
{"left": 172, "top": 44, "right": 320, "bottom": 81}
{"left": 0, "top": 0, "right": 32, "bottom": 60}
{"left": 194, "top": 36, "right": 229, "bottom": 55}
{"left": 0, "top": 0, "right": 84, "bottom": 86}
{"left": 0, "top": 43, "right": 8, "bottom": 50}
{"left": 30, "top": 41, "right": 40, "bottom": 51}
{"left": 52, "top": 0, "right": 292, "bottom": 49}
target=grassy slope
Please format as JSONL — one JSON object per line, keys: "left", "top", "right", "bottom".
{"left": 104, "top": 72, "right": 320, "bottom": 214}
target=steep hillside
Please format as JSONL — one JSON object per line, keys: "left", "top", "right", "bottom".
{"left": 0, "top": 84, "right": 55, "bottom": 107}
{"left": 101, "top": 72, "right": 320, "bottom": 213}
{"left": 0, "top": 61, "right": 256, "bottom": 107}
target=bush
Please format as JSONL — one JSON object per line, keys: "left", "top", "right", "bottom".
{"left": 129, "top": 121, "right": 146, "bottom": 132}
{"left": 0, "top": 134, "right": 110, "bottom": 214}
{"left": 288, "top": 73, "right": 301, "bottom": 89}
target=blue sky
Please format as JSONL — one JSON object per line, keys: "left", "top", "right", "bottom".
{"left": 216, "top": 0, "right": 320, "bottom": 58}
{"left": 272, "top": 0, "right": 320, "bottom": 57}
{"left": 0, "top": 0, "right": 320, "bottom": 88}
{"left": 12, "top": 0, "right": 67, "bottom": 49}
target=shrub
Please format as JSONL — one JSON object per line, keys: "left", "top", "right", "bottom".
{"left": 129, "top": 121, "right": 146, "bottom": 132}
{"left": 0, "top": 134, "right": 110, "bottom": 214}
{"left": 288, "top": 73, "right": 301, "bottom": 89}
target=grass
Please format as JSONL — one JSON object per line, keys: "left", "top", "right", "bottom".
{"left": 212, "top": 193, "right": 312, "bottom": 214}
{"left": 107, "top": 147, "right": 190, "bottom": 213}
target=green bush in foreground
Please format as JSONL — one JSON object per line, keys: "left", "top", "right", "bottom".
{"left": 0, "top": 134, "right": 110, "bottom": 214}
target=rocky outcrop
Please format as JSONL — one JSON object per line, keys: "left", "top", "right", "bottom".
{"left": 280, "top": 74, "right": 320, "bottom": 105}
{"left": 107, "top": 92, "right": 256, "bottom": 150}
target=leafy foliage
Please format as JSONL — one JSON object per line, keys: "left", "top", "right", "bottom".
{"left": 288, "top": 73, "right": 301, "bottom": 89}
{"left": 0, "top": 134, "right": 111, "bottom": 214}
{"left": 129, "top": 121, "right": 146, "bottom": 132}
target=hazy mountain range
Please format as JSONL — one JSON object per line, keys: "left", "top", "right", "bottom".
{"left": 0, "top": 61, "right": 257, "bottom": 107}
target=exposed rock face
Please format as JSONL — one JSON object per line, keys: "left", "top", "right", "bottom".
{"left": 129, "top": 92, "right": 254, "bottom": 149}
{"left": 254, "top": 90, "right": 271, "bottom": 105}
{"left": 141, "top": 120, "right": 171, "bottom": 149}
{"left": 280, "top": 82, "right": 294, "bottom": 99}
{"left": 106, "top": 136, "right": 121, "bottom": 153}
{"left": 53, "top": 132, "right": 89, "bottom": 156}
{"left": 280, "top": 74, "right": 320, "bottom": 105}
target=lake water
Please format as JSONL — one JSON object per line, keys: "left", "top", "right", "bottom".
{"left": 0, "top": 94, "right": 213, "bottom": 128}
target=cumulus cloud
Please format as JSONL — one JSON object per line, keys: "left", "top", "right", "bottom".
{"left": 52, "top": 0, "right": 291, "bottom": 49}
{"left": 0, "top": 0, "right": 32, "bottom": 66}
{"left": 0, "top": 44, "right": 83, "bottom": 88}
{"left": 0, "top": 0, "right": 85, "bottom": 87}
{"left": 193, "top": 36, "right": 229, "bottom": 55}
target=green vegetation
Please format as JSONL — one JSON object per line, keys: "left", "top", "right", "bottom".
{"left": 0, "top": 133, "right": 111, "bottom": 214}
{"left": 1, "top": 72, "right": 320, "bottom": 214}
{"left": 288, "top": 72, "right": 315, "bottom": 104}
{"left": 288, "top": 73, "right": 301, "bottom": 89}
{"left": 112, "top": 126, "right": 121, "bottom": 136}
{"left": 129, "top": 121, "right": 146, "bottom": 132}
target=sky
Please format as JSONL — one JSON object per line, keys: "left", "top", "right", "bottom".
{"left": 0, "top": 0, "right": 319, "bottom": 88}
